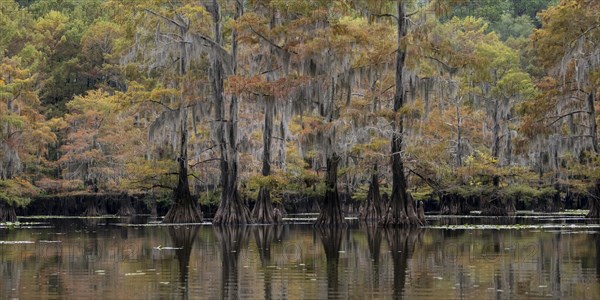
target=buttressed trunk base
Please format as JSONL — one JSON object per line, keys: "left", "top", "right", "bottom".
{"left": 315, "top": 153, "right": 346, "bottom": 227}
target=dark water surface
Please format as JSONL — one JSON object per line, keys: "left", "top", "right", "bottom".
{"left": 1, "top": 214, "right": 599, "bottom": 299}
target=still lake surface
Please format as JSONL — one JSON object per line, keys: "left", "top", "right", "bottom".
{"left": 1, "top": 214, "right": 599, "bottom": 299}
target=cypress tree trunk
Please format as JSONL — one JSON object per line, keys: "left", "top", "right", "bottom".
{"left": 83, "top": 195, "right": 103, "bottom": 217}
{"left": 315, "top": 153, "right": 346, "bottom": 226}
{"left": 359, "top": 165, "right": 383, "bottom": 223}
{"left": 116, "top": 195, "right": 135, "bottom": 217}
{"left": 380, "top": 2, "right": 421, "bottom": 227}
{"left": 251, "top": 98, "right": 281, "bottom": 224}
{"left": 0, "top": 201, "right": 17, "bottom": 222}
{"left": 252, "top": 11, "right": 282, "bottom": 225}
{"left": 162, "top": 18, "right": 202, "bottom": 224}
{"left": 588, "top": 182, "right": 600, "bottom": 218}
{"left": 163, "top": 111, "right": 202, "bottom": 223}
{"left": 213, "top": 0, "right": 251, "bottom": 225}
{"left": 587, "top": 91, "right": 599, "bottom": 219}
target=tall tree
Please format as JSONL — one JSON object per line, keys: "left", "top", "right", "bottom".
{"left": 235, "top": 3, "right": 285, "bottom": 224}
{"left": 0, "top": 57, "right": 57, "bottom": 221}
{"left": 380, "top": 1, "right": 423, "bottom": 226}
{"left": 115, "top": 0, "right": 217, "bottom": 223}
{"left": 211, "top": 0, "right": 253, "bottom": 225}
{"left": 531, "top": 0, "right": 600, "bottom": 218}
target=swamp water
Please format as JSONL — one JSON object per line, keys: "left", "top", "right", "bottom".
{"left": 1, "top": 214, "right": 599, "bottom": 299}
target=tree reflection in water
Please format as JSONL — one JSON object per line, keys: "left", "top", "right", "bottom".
{"left": 596, "top": 233, "right": 600, "bottom": 279}
{"left": 214, "top": 226, "right": 250, "bottom": 300}
{"left": 364, "top": 224, "right": 382, "bottom": 290}
{"left": 384, "top": 227, "right": 423, "bottom": 300}
{"left": 167, "top": 225, "right": 199, "bottom": 300}
{"left": 318, "top": 227, "right": 344, "bottom": 299}
{"left": 253, "top": 225, "right": 283, "bottom": 300}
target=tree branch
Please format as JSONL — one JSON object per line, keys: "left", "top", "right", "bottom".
{"left": 144, "top": 9, "right": 185, "bottom": 29}
{"left": 546, "top": 110, "right": 589, "bottom": 126}
{"left": 190, "top": 157, "right": 221, "bottom": 167}
{"left": 569, "top": 23, "right": 600, "bottom": 48}
{"left": 148, "top": 100, "right": 176, "bottom": 111}
{"left": 408, "top": 167, "right": 441, "bottom": 193}
{"left": 373, "top": 13, "right": 399, "bottom": 22}
{"left": 190, "top": 33, "right": 234, "bottom": 72}
{"left": 248, "top": 25, "right": 298, "bottom": 55}
{"left": 425, "top": 55, "right": 458, "bottom": 74}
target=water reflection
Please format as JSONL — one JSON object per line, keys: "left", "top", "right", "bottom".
{"left": 384, "top": 227, "right": 423, "bottom": 300}
{"left": 597, "top": 233, "right": 600, "bottom": 279}
{"left": 318, "top": 227, "right": 344, "bottom": 298}
{"left": 364, "top": 224, "right": 383, "bottom": 291}
{"left": 253, "top": 226, "right": 282, "bottom": 300}
{"left": 0, "top": 217, "right": 598, "bottom": 299}
{"left": 168, "top": 226, "right": 199, "bottom": 300}
{"left": 214, "top": 226, "right": 250, "bottom": 300}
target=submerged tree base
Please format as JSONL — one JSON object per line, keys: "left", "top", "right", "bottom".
{"left": 0, "top": 202, "right": 17, "bottom": 222}
{"left": 213, "top": 191, "right": 252, "bottom": 225}
{"left": 83, "top": 197, "right": 104, "bottom": 217}
{"left": 379, "top": 194, "right": 425, "bottom": 227}
{"left": 117, "top": 194, "right": 136, "bottom": 216}
{"left": 251, "top": 187, "right": 282, "bottom": 224}
{"left": 588, "top": 184, "right": 600, "bottom": 219}
{"left": 315, "top": 190, "right": 347, "bottom": 227}
{"left": 358, "top": 172, "right": 383, "bottom": 223}
{"left": 315, "top": 153, "right": 346, "bottom": 227}
{"left": 439, "top": 193, "right": 472, "bottom": 215}
{"left": 163, "top": 200, "right": 202, "bottom": 224}
{"left": 480, "top": 191, "right": 516, "bottom": 216}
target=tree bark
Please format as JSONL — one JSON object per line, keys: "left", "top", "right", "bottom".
{"left": 0, "top": 201, "right": 17, "bottom": 222}
{"left": 456, "top": 101, "right": 463, "bottom": 167}
{"left": 315, "top": 152, "right": 346, "bottom": 226}
{"left": 161, "top": 17, "right": 202, "bottom": 223}
{"left": 359, "top": 165, "right": 383, "bottom": 223}
{"left": 82, "top": 195, "right": 103, "bottom": 217}
{"left": 163, "top": 109, "right": 203, "bottom": 223}
{"left": 116, "top": 194, "right": 135, "bottom": 216}
{"left": 587, "top": 91, "right": 599, "bottom": 219}
{"left": 251, "top": 11, "right": 282, "bottom": 224}
{"left": 588, "top": 91, "right": 598, "bottom": 154}
{"left": 213, "top": 0, "right": 251, "bottom": 225}
{"left": 380, "top": 2, "right": 421, "bottom": 227}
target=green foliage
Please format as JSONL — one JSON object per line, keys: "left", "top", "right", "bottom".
{"left": 0, "top": 0, "right": 594, "bottom": 218}
{"left": 411, "top": 188, "right": 436, "bottom": 202}
{"left": 199, "top": 189, "right": 221, "bottom": 206}
{"left": 501, "top": 184, "right": 556, "bottom": 204}
{"left": 491, "top": 13, "right": 535, "bottom": 40}
{"left": 0, "top": 179, "right": 37, "bottom": 207}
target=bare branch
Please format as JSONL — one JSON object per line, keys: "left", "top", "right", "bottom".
{"left": 248, "top": 25, "right": 298, "bottom": 55}
{"left": 408, "top": 167, "right": 441, "bottom": 193}
{"left": 425, "top": 55, "right": 458, "bottom": 74}
{"left": 190, "top": 157, "right": 221, "bottom": 167}
{"left": 373, "top": 13, "right": 399, "bottom": 22}
{"left": 144, "top": 9, "right": 185, "bottom": 29}
{"left": 546, "top": 110, "right": 589, "bottom": 126}
{"left": 568, "top": 23, "right": 600, "bottom": 48}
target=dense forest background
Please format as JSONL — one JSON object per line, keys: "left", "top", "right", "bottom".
{"left": 1, "top": 0, "right": 599, "bottom": 223}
